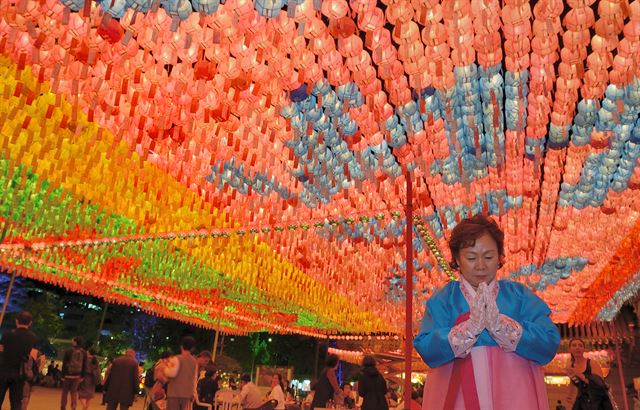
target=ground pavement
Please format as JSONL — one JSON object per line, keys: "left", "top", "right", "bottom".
{"left": 2, "top": 386, "right": 146, "bottom": 410}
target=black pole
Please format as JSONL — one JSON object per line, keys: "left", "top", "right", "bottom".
{"left": 0, "top": 271, "right": 16, "bottom": 328}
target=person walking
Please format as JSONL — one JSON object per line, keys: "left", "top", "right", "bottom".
{"left": 357, "top": 356, "right": 388, "bottom": 410}
{"left": 60, "top": 336, "right": 87, "bottom": 410}
{"left": 310, "top": 354, "right": 340, "bottom": 410}
{"left": 0, "top": 311, "right": 37, "bottom": 410}
{"left": 165, "top": 336, "right": 198, "bottom": 410}
{"left": 21, "top": 347, "right": 46, "bottom": 410}
{"left": 78, "top": 348, "right": 101, "bottom": 410}
{"left": 103, "top": 349, "right": 139, "bottom": 410}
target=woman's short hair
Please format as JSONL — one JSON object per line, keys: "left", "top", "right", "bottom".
{"left": 448, "top": 214, "right": 505, "bottom": 270}
{"left": 326, "top": 354, "right": 339, "bottom": 368}
{"left": 362, "top": 355, "right": 376, "bottom": 367}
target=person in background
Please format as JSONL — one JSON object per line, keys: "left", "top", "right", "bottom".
{"left": 78, "top": 348, "right": 101, "bottom": 410}
{"left": 101, "top": 356, "right": 114, "bottom": 406}
{"left": 61, "top": 336, "right": 87, "bottom": 410}
{"left": 165, "top": 336, "right": 198, "bottom": 410}
{"left": 0, "top": 311, "right": 37, "bottom": 410}
{"left": 310, "top": 354, "right": 340, "bottom": 410}
{"left": 303, "top": 387, "right": 315, "bottom": 410}
{"left": 228, "top": 378, "right": 238, "bottom": 391}
{"left": 239, "top": 374, "right": 263, "bottom": 410}
{"left": 566, "top": 338, "right": 611, "bottom": 410}
{"left": 555, "top": 400, "right": 567, "bottom": 410}
{"left": 414, "top": 215, "right": 560, "bottom": 410}
{"left": 196, "top": 370, "right": 218, "bottom": 410}
{"left": 283, "top": 379, "right": 294, "bottom": 401}
{"left": 341, "top": 383, "right": 355, "bottom": 409}
{"left": 22, "top": 347, "right": 46, "bottom": 410}
{"left": 357, "top": 356, "right": 388, "bottom": 410}
{"left": 53, "top": 364, "right": 62, "bottom": 387}
{"left": 196, "top": 351, "right": 216, "bottom": 380}
{"left": 269, "top": 374, "right": 286, "bottom": 410}
{"left": 633, "top": 391, "right": 640, "bottom": 410}
{"left": 103, "top": 349, "right": 139, "bottom": 410}
{"left": 149, "top": 351, "right": 173, "bottom": 405}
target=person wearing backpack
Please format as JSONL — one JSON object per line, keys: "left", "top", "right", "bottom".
{"left": 0, "top": 311, "right": 36, "bottom": 410}
{"left": 78, "top": 348, "right": 101, "bottom": 410}
{"left": 60, "top": 336, "right": 87, "bottom": 410}
{"left": 21, "top": 347, "right": 46, "bottom": 410}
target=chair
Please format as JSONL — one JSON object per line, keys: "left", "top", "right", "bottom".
{"left": 194, "top": 397, "right": 213, "bottom": 410}
{"left": 215, "top": 389, "right": 242, "bottom": 410}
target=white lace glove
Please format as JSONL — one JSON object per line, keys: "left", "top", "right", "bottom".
{"left": 483, "top": 284, "right": 500, "bottom": 331}
{"left": 483, "top": 285, "right": 522, "bottom": 352}
{"left": 448, "top": 283, "right": 487, "bottom": 358}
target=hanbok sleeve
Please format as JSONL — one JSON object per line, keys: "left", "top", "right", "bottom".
{"left": 413, "top": 297, "right": 456, "bottom": 368}
{"left": 513, "top": 285, "right": 560, "bottom": 365}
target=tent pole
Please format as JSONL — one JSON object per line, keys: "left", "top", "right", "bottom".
{"left": 212, "top": 315, "right": 221, "bottom": 362}
{"left": 0, "top": 225, "right": 14, "bottom": 328}
{"left": 0, "top": 271, "right": 16, "bottom": 328}
{"left": 403, "top": 172, "right": 413, "bottom": 410}
{"left": 615, "top": 341, "right": 629, "bottom": 410}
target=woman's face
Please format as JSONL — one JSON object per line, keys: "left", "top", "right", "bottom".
{"left": 569, "top": 340, "right": 585, "bottom": 357}
{"left": 455, "top": 234, "right": 500, "bottom": 288}
{"left": 272, "top": 374, "right": 279, "bottom": 387}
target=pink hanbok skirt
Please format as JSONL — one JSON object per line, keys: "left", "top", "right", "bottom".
{"left": 422, "top": 346, "right": 549, "bottom": 410}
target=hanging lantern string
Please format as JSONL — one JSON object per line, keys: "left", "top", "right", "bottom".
{"left": 1, "top": 254, "right": 328, "bottom": 337}
{"left": 0, "top": 207, "right": 406, "bottom": 252}
{"left": 413, "top": 215, "right": 456, "bottom": 281}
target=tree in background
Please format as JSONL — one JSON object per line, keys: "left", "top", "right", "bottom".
{"left": 73, "top": 307, "right": 102, "bottom": 347}
{"left": 21, "top": 290, "right": 64, "bottom": 339}
{"left": 130, "top": 312, "right": 157, "bottom": 363}
{"left": 249, "top": 333, "right": 271, "bottom": 377}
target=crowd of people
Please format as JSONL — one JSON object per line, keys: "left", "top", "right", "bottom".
{"left": 304, "top": 353, "right": 420, "bottom": 410}
{"left": 0, "top": 318, "right": 226, "bottom": 410}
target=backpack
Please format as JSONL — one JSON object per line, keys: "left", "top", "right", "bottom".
{"left": 67, "top": 348, "right": 84, "bottom": 375}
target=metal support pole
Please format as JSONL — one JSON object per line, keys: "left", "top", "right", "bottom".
{"left": 0, "top": 271, "right": 16, "bottom": 328}
{"left": 212, "top": 316, "right": 221, "bottom": 362}
{"left": 403, "top": 172, "right": 413, "bottom": 410}
{"left": 0, "top": 225, "right": 12, "bottom": 328}
{"left": 615, "top": 341, "right": 629, "bottom": 410}
{"left": 219, "top": 333, "right": 226, "bottom": 358}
